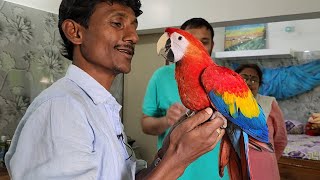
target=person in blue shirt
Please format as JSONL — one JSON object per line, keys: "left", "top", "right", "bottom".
{"left": 5, "top": 1, "right": 226, "bottom": 179}
{"left": 141, "top": 18, "right": 229, "bottom": 179}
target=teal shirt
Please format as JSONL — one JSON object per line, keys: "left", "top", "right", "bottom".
{"left": 142, "top": 64, "right": 229, "bottom": 180}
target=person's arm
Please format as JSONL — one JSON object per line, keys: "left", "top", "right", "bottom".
{"left": 136, "top": 108, "right": 225, "bottom": 179}
{"left": 141, "top": 115, "right": 169, "bottom": 135}
{"left": 141, "top": 68, "right": 186, "bottom": 136}
{"left": 141, "top": 103, "right": 187, "bottom": 135}
{"left": 5, "top": 97, "right": 98, "bottom": 180}
{"left": 269, "top": 100, "right": 287, "bottom": 160}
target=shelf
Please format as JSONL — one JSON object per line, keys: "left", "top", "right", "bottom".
{"left": 212, "top": 49, "right": 293, "bottom": 61}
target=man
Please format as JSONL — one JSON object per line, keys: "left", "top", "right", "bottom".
{"left": 5, "top": 1, "right": 225, "bottom": 179}
{"left": 141, "top": 18, "right": 229, "bottom": 179}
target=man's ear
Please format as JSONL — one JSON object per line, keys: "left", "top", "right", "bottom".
{"left": 61, "top": 19, "right": 84, "bottom": 45}
{"left": 209, "top": 40, "right": 214, "bottom": 55}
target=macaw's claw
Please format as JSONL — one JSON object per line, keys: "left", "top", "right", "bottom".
{"left": 185, "top": 110, "right": 196, "bottom": 117}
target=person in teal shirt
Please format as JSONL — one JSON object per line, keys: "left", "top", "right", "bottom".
{"left": 141, "top": 18, "right": 229, "bottom": 179}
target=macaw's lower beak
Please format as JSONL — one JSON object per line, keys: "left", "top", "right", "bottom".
{"left": 156, "top": 32, "right": 174, "bottom": 62}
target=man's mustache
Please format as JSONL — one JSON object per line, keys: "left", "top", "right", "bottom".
{"left": 114, "top": 44, "right": 135, "bottom": 55}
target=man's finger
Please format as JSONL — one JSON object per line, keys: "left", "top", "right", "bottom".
{"left": 209, "top": 129, "right": 225, "bottom": 149}
{"left": 195, "top": 112, "right": 226, "bottom": 138}
{"left": 178, "top": 108, "right": 213, "bottom": 133}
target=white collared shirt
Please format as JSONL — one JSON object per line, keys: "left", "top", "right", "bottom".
{"left": 5, "top": 65, "right": 136, "bottom": 180}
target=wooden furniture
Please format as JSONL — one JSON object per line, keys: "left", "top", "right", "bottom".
{"left": 0, "top": 168, "right": 9, "bottom": 180}
{"left": 278, "top": 156, "right": 320, "bottom": 180}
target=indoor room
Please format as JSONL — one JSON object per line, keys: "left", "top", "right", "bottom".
{"left": 0, "top": 0, "right": 319, "bottom": 179}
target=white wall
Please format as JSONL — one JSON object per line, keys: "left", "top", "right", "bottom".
{"left": 267, "top": 18, "right": 320, "bottom": 51}
{"left": 212, "top": 18, "right": 320, "bottom": 53}
{"left": 139, "top": 0, "right": 320, "bottom": 32}
{"left": 212, "top": 27, "right": 226, "bottom": 52}
{"left": 5, "top": 0, "right": 320, "bottom": 33}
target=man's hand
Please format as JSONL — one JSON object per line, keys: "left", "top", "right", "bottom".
{"left": 165, "top": 103, "right": 187, "bottom": 127}
{"left": 158, "top": 108, "right": 225, "bottom": 177}
{"left": 138, "top": 108, "right": 225, "bottom": 180}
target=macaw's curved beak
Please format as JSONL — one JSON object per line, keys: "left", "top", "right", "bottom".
{"left": 156, "top": 32, "right": 174, "bottom": 62}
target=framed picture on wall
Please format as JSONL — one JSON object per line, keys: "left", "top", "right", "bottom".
{"left": 224, "top": 23, "right": 266, "bottom": 51}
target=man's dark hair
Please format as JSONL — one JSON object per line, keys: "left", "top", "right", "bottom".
{"left": 234, "top": 64, "right": 263, "bottom": 86}
{"left": 58, "top": 0, "right": 143, "bottom": 60}
{"left": 180, "top": 18, "right": 214, "bottom": 40}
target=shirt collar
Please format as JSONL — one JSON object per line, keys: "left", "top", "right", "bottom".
{"left": 65, "top": 64, "right": 120, "bottom": 106}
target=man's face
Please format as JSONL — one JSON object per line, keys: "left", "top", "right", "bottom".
{"left": 78, "top": 2, "right": 139, "bottom": 74}
{"left": 185, "top": 26, "right": 214, "bottom": 55}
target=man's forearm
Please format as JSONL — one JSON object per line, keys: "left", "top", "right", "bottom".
{"left": 141, "top": 115, "right": 169, "bottom": 135}
{"left": 135, "top": 163, "right": 155, "bottom": 180}
{"left": 135, "top": 150, "right": 184, "bottom": 180}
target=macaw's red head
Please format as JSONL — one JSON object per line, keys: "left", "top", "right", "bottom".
{"left": 157, "top": 27, "right": 209, "bottom": 63}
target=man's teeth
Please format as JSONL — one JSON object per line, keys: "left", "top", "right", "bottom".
{"left": 119, "top": 49, "right": 132, "bottom": 55}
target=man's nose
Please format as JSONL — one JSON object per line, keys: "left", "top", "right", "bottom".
{"left": 124, "top": 27, "right": 139, "bottom": 44}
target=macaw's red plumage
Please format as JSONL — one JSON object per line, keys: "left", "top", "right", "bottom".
{"left": 175, "top": 48, "right": 213, "bottom": 110}
{"left": 157, "top": 27, "right": 274, "bottom": 180}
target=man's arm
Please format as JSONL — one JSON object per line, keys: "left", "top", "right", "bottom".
{"left": 141, "top": 115, "right": 169, "bottom": 135}
{"left": 5, "top": 97, "right": 98, "bottom": 179}
{"left": 137, "top": 108, "right": 225, "bottom": 179}
{"left": 141, "top": 103, "right": 187, "bottom": 135}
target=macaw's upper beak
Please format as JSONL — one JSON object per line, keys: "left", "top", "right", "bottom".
{"left": 156, "top": 32, "right": 174, "bottom": 62}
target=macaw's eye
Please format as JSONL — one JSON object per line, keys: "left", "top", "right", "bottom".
{"left": 178, "top": 36, "right": 182, "bottom": 40}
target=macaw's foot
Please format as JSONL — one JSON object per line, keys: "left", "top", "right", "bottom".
{"left": 185, "top": 110, "right": 196, "bottom": 117}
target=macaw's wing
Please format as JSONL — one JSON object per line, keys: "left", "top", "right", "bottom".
{"left": 201, "top": 65, "right": 269, "bottom": 143}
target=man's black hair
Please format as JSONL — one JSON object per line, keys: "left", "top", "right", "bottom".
{"left": 180, "top": 18, "right": 214, "bottom": 40}
{"left": 58, "top": 0, "right": 143, "bottom": 60}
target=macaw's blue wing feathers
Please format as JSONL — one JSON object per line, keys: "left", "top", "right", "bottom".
{"left": 226, "top": 126, "right": 241, "bottom": 157}
{"left": 208, "top": 90, "right": 269, "bottom": 143}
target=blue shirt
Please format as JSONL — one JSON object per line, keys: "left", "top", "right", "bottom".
{"left": 142, "top": 64, "right": 229, "bottom": 180}
{"left": 5, "top": 65, "right": 136, "bottom": 180}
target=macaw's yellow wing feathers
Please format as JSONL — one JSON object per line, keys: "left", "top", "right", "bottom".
{"left": 201, "top": 65, "right": 259, "bottom": 118}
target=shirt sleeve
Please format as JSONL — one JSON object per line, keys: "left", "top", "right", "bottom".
{"left": 142, "top": 71, "right": 162, "bottom": 117}
{"left": 6, "top": 97, "right": 98, "bottom": 180}
{"left": 269, "top": 100, "right": 288, "bottom": 160}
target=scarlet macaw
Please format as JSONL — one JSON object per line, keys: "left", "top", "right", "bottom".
{"left": 156, "top": 27, "right": 274, "bottom": 180}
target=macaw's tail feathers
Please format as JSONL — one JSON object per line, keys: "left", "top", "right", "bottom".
{"left": 219, "top": 134, "right": 230, "bottom": 177}
{"left": 227, "top": 145, "right": 242, "bottom": 180}
{"left": 239, "top": 132, "right": 250, "bottom": 180}
{"left": 249, "top": 137, "right": 274, "bottom": 153}
{"left": 219, "top": 134, "right": 250, "bottom": 180}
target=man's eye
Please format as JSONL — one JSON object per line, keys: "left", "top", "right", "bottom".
{"left": 112, "top": 22, "right": 123, "bottom": 28}
{"left": 201, "top": 41, "right": 209, "bottom": 45}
